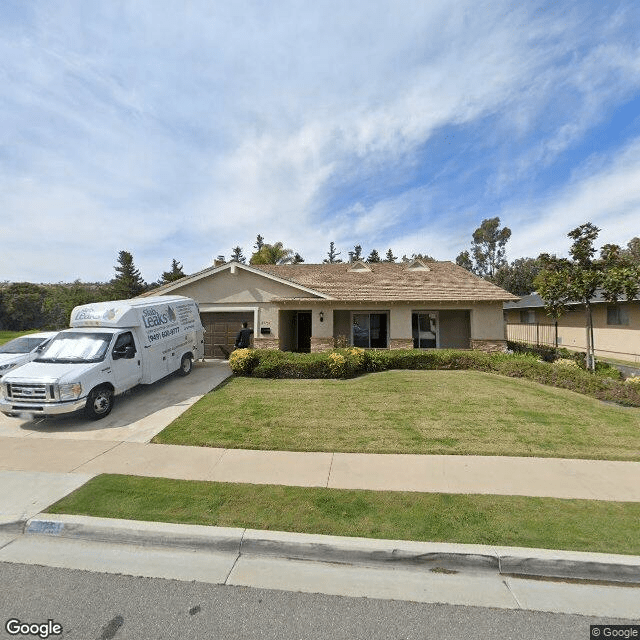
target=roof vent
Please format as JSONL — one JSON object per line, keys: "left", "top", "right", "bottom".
{"left": 406, "top": 258, "right": 430, "bottom": 271}
{"left": 348, "top": 260, "right": 371, "bottom": 272}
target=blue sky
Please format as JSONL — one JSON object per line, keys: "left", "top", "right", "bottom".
{"left": 2, "top": 0, "right": 640, "bottom": 283}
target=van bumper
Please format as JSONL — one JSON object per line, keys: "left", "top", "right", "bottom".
{"left": 0, "top": 397, "right": 87, "bottom": 418}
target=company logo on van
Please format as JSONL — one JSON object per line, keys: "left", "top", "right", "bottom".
{"left": 142, "top": 306, "right": 176, "bottom": 329}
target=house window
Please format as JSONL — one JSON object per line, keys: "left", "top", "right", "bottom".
{"left": 519, "top": 310, "right": 536, "bottom": 324}
{"left": 607, "top": 305, "right": 629, "bottom": 326}
{"left": 352, "top": 313, "right": 388, "bottom": 348}
{"left": 412, "top": 312, "right": 437, "bottom": 349}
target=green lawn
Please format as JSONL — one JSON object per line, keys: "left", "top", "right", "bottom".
{"left": 153, "top": 370, "right": 640, "bottom": 461}
{"left": 46, "top": 474, "right": 640, "bottom": 555}
{"left": 0, "top": 329, "right": 41, "bottom": 346}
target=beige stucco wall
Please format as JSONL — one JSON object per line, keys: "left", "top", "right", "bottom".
{"left": 506, "top": 302, "right": 640, "bottom": 363}
{"left": 164, "top": 268, "right": 508, "bottom": 350}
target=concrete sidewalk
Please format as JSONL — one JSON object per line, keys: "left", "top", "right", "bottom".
{"left": 1, "top": 435, "right": 639, "bottom": 501}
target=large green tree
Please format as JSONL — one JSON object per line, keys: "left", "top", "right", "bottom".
{"left": 111, "top": 250, "right": 147, "bottom": 299}
{"left": 0, "top": 282, "right": 48, "bottom": 330}
{"left": 456, "top": 217, "right": 511, "bottom": 278}
{"left": 249, "top": 242, "right": 294, "bottom": 265}
{"left": 534, "top": 223, "right": 640, "bottom": 370}
{"left": 492, "top": 257, "right": 543, "bottom": 296}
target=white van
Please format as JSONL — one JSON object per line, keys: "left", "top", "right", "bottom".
{"left": 0, "top": 296, "right": 204, "bottom": 420}
{"left": 0, "top": 332, "right": 59, "bottom": 380}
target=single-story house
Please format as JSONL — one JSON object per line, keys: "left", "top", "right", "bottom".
{"left": 146, "top": 259, "right": 517, "bottom": 358}
{"left": 504, "top": 291, "right": 640, "bottom": 364}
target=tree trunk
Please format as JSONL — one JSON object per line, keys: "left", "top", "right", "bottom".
{"left": 585, "top": 302, "right": 595, "bottom": 371}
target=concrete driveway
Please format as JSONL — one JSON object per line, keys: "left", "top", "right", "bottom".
{"left": 0, "top": 361, "right": 232, "bottom": 443}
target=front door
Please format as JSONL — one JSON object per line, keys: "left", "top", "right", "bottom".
{"left": 296, "top": 312, "right": 312, "bottom": 352}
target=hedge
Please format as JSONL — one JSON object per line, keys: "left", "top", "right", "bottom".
{"left": 228, "top": 347, "right": 640, "bottom": 407}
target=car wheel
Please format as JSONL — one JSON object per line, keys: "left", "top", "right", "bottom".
{"left": 85, "top": 385, "right": 114, "bottom": 420}
{"left": 177, "top": 354, "right": 193, "bottom": 376}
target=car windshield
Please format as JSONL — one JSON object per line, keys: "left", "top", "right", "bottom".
{"left": 0, "top": 336, "right": 49, "bottom": 355}
{"left": 35, "top": 332, "right": 112, "bottom": 363}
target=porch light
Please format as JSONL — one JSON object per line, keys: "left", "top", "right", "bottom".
{"left": 319, "top": 311, "right": 324, "bottom": 322}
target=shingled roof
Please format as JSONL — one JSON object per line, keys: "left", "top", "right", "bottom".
{"left": 252, "top": 261, "right": 518, "bottom": 302}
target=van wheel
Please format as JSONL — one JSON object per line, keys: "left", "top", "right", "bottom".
{"left": 177, "top": 354, "right": 193, "bottom": 376}
{"left": 85, "top": 386, "right": 114, "bottom": 420}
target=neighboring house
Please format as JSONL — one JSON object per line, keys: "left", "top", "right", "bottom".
{"left": 504, "top": 291, "right": 640, "bottom": 364}
{"left": 144, "top": 260, "right": 517, "bottom": 359}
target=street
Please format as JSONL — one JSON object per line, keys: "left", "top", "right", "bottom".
{"left": 0, "top": 562, "right": 631, "bottom": 640}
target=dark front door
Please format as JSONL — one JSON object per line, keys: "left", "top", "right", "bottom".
{"left": 201, "top": 312, "right": 254, "bottom": 358}
{"left": 296, "top": 312, "right": 312, "bottom": 352}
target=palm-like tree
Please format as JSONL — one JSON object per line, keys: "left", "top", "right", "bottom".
{"left": 249, "top": 242, "right": 294, "bottom": 265}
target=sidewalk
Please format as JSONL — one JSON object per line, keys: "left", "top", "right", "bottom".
{"left": 1, "top": 435, "right": 640, "bottom": 501}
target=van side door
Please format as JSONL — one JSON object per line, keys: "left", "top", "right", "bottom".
{"left": 110, "top": 331, "right": 142, "bottom": 392}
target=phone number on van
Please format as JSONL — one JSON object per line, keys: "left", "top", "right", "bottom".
{"left": 148, "top": 327, "right": 181, "bottom": 341}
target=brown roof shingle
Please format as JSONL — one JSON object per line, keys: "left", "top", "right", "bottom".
{"left": 253, "top": 261, "right": 517, "bottom": 302}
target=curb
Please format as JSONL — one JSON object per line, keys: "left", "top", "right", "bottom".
{"left": 22, "top": 514, "right": 640, "bottom": 585}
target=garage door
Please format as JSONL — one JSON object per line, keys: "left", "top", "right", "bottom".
{"left": 201, "top": 312, "right": 254, "bottom": 359}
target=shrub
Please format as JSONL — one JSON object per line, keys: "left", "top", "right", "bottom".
{"left": 228, "top": 348, "right": 258, "bottom": 375}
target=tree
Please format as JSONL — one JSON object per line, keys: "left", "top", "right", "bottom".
{"left": 0, "top": 282, "right": 48, "bottom": 330}
{"left": 254, "top": 235, "right": 265, "bottom": 251}
{"left": 292, "top": 253, "right": 305, "bottom": 264}
{"left": 384, "top": 249, "right": 397, "bottom": 263}
{"left": 160, "top": 259, "right": 186, "bottom": 285}
{"left": 456, "top": 217, "right": 511, "bottom": 278}
{"left": 455, "top": 250, "right": 474, "bottom": 272}
{"left": 366, "top": 249, "right": 381, "bottom": 263}
{"left": 492, "top": 257, "right": 543, "bottom": 296}
{"left": 249, "top": 242, "right": 294, "bottom": 265}
{"left": 111, "top": 250, "right": 147, "bottom": 299}
{"left": 353, "top": 245, "right": 363, "bottom": 261}
{"left": 323, "top": 241, "right": 342, "bottom": 263}
{"left": 403, "top": 253, "right": 436, "bottom": 262}
{"left": 623, "top": 237, "right": 640, "bottom": 264}
{"left": 534, "top": 223, "right": 640, "bottom": 370}
{"left": 231, "top": 246, "right": 246, "bottom": 263}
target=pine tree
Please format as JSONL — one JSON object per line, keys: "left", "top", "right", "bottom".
{"left": 367, "top": 249, "right": 381, "bottom": 263}
{"left": 160, "top": 259, "right": 186, "bottom": 284}
{"left": 384, "top": 248, "right": 397, "bottom": 263}
{"left": 292, "top": 253, "right": 305, "bottom": 264}
{"left": 111, "top": 250, "right": 146, "bottom": 299}
{"left": 231, "top": 246, "right": 246, "bottom": 263}
{"left": 323, "top": 241, "right": 342, "bottom": 263}
{"left": 353, "top": 245, "right": 363, "bottom": 261}
{"left": 254, "top": 235, "right": 265, "bottom": 251}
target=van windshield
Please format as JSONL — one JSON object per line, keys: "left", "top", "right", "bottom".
{"left": 35, "top": 332, "right": 112, "bottom": 364}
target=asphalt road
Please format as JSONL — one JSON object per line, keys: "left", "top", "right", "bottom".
{"left": 0, "top": 562, "right": 632, "bottom": 640}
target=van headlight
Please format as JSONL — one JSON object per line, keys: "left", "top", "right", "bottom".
{"left": 0, "top": 363, "right": 15, "bottom": 372}
{"left": 59, "top": 383, "right": 83, "bottom": 400}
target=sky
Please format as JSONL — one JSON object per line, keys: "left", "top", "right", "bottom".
{"left": 2, "top": 0, "right": 640, "bottom": 284}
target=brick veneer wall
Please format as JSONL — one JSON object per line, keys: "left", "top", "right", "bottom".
{"left": 470, "top": 339, "right": 508, "bottom": 353}
{"left": 310, "top": 337, "right": 334, "bottom": 352}
{"left": 254, "top": 337, "right": 280, "bottom": 350}
{"left": 389, "top": 339, "right": 414, "bottom": 350}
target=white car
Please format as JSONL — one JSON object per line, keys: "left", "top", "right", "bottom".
{"left": 0, "top": 332, "right": 59, "bottom": 379}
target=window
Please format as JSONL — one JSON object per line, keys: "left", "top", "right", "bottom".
{"left": 519, "top": 310, "right": 536, "bottom": 324}
{"left": 352, "top": 313, "right": 388, "bottom": 348}
{"left": 412, "top": 312, "right": 437, "bottom": 348}
{"left": 607, "top": 305, "right": 629, "bottom": 326}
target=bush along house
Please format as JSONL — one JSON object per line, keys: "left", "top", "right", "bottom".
{"left": 143, "top": 259, "right": 518, "bottom": 359}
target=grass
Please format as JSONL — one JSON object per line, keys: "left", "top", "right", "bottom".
{"left": 0, "top": 329, "right": 41, "bottom": 346}
{"left": 153, "top": 370, "right": 640, "bottom": 461}
{"left": 46, "top": 474, "right": 640, "bottom": 556}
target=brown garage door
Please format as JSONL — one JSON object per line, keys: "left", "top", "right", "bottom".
{"left": 201, "top": 312, "right": 254, "bottom": 358}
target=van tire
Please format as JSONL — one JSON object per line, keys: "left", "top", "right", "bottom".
{"left": 85, "top": 385, "right": 114, "bottom": 420}
{"left": 177, "top": 354, "right": 193, "bottom": 376}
